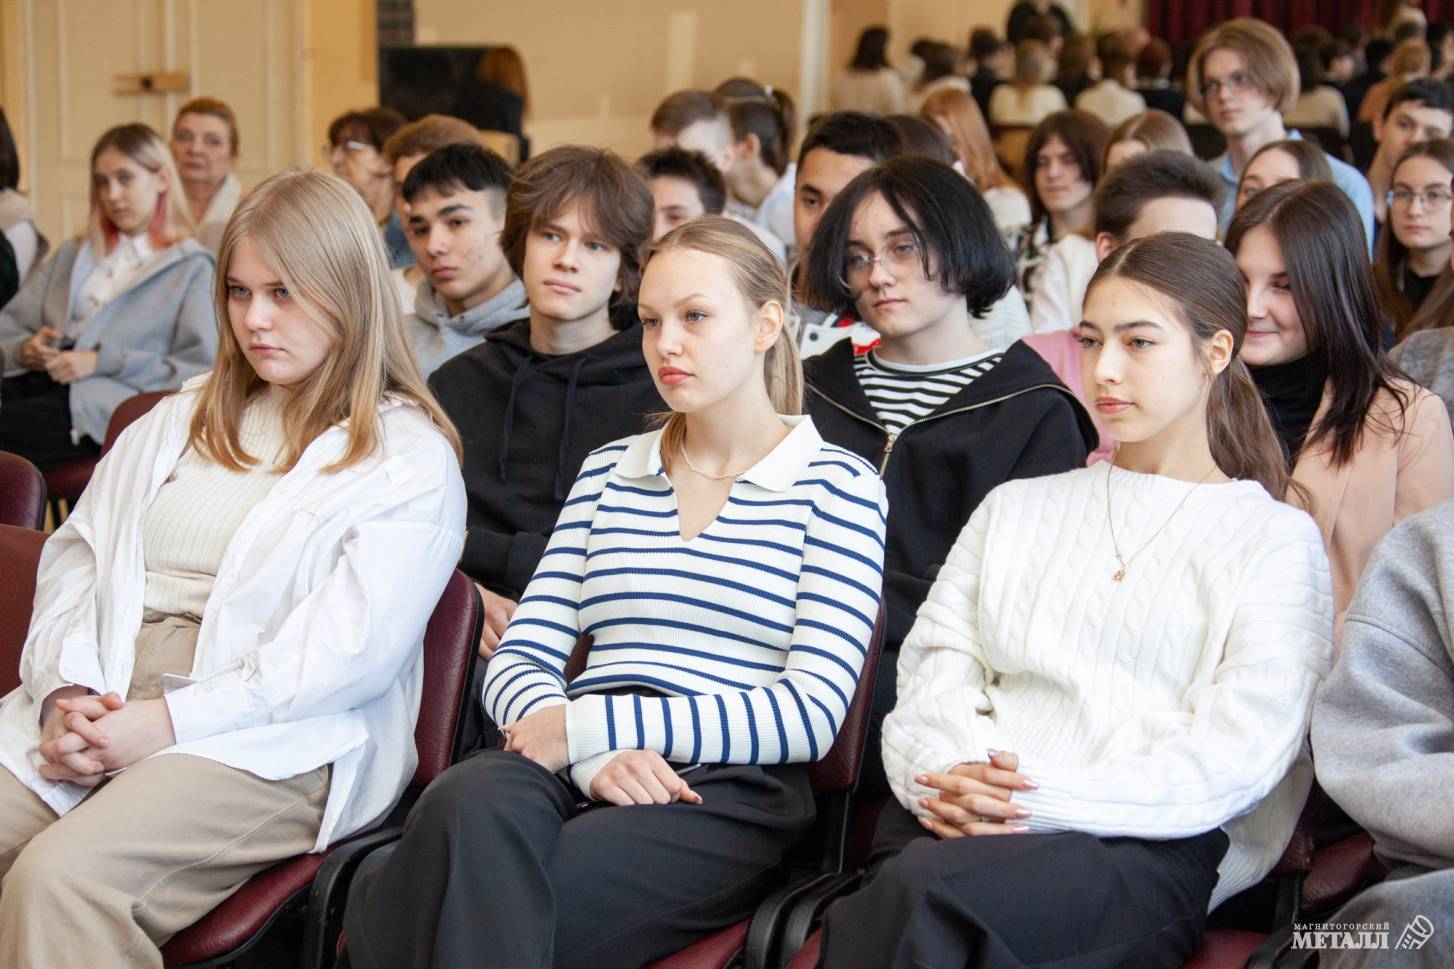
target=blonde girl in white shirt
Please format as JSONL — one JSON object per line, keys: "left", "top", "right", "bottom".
{"left": 0, "top": 167, "right": 465, "bottom": 969}
{"left": 814, "top": 232, "right": 1335, "bottom": 969}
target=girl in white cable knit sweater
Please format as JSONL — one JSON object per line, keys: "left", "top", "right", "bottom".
{"left": 814, "top": 232, "right": 1336, "bottom": 969}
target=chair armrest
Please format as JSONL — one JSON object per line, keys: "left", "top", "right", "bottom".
{"left": 773, "top": 871, "right": 864, "bottom": 969}
{"left": 299, "top": 825, "right": 404, "bottom": 969}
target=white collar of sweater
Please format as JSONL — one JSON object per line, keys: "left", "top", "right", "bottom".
{"left": 616, "top": 414, "right": 824, "bottom": 493}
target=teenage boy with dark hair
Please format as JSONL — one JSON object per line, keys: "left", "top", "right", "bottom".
{"left": 1025, "top": 149, "right": 1224, "bottom": 461}
{"left": 800, "top": 156, "right": 1095, "bottom": 797}
{"left": 635, "top": 147, "right": 727, "bottom": 242}
{"left": 649, "top": 90, "right": 786, "bottom": 260}
{"left": 400, "top": 143, "right": 528, "bottom": 375}
{"left": 428, "top": 145, "right": 664, "bottom": 659}
{"left": 791, "top": 112, "right": 1033, "bottom": 355}
{"left": 1188, "top": 17, "right": 1375, "bottom": 240}
{"left": 1369, "top": 79, "right": 1454, "bottom": 224}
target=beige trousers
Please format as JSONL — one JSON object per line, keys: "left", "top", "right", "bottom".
{"left": 0, "top": 615, "right": 330, "bottom": 969}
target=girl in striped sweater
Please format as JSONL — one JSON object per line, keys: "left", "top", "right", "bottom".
{"left": 343, "top": 217, "right": 888, "bottom": 969}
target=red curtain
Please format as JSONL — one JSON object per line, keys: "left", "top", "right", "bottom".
{"left": 1147, "top": 1, "right": 1453, "bottom": 45}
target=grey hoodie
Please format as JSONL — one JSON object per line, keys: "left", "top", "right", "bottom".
{"left": 405, "top": 275, "right": 530, "bottom": 377}
{"left": 1311, "top": 499, "right": 1454, "bottom": 872}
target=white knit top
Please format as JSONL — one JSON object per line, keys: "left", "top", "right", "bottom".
{"left": 142, "top": 389, "right": 287, "bottom": 619}
{"left": 883, "top": 463, "right": 1335, "bottom": 908}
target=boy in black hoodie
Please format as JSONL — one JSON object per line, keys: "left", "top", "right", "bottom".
{"left": 429, "top": 145, "right": 663, "bottom": 659}
{"left": 801, "top": 157, "right": 1095, "bottom": 794}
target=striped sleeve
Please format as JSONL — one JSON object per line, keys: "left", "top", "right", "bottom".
{"left": 482, "top": 445, "right": 622, "bottom": 726}
{"left": 564, "top": 463, "right": 887, "bottom": 777}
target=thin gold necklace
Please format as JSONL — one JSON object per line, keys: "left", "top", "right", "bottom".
{"left": 1105, "top": 460, "right": 1219, "bottom": 582}
{"left": 679, "top": 442, "right": 746, "bottom": 481}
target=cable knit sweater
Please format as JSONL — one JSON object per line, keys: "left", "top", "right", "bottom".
{"left": 883, "top": 463, "right": 1335, "bottom": 908}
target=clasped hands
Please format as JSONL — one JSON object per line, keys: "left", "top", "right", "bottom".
{"left": 36, "top": 686, "right": 177, "bottom": 788}
{"left": 914, "top": 749, "right": 1037, "bottom": 839}
{"left": 19, "top": 326, "right": 98, "bottom": 384}
{"left": 501, "top": 704, "right": 701, "bottom": 807}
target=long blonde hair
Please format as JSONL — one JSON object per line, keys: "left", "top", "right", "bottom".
{"left": 87, "top": 123, "right": 194, "bottom": 253}
{"left": 645, "top": 217, "right": 801, "bottom": 474}
{"left": 189, "top": 168, "right": 461, "bottom": 472}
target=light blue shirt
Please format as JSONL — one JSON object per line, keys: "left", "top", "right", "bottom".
{"left": 1214, "top": 128, "right": 1376, "bottom": 251}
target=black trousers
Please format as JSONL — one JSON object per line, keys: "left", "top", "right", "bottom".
{"left": 0, "top": 372, "right": 100, "bottom": 471}
{"left": 816, "top": 800, "right": 1229, "bottom": 969}
{"left": 343, "top": 749, "right": 816, "bottom": 969}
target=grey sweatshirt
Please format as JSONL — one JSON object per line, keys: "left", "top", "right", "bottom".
{"left": 1390, "top": 327, "right": 1454, "bottom": 426}
{"left": 405, "top": 276, "right": 529, "bottom": 377}
{"left": 1311, "top": 498, "right": 1454, "bottom": 871}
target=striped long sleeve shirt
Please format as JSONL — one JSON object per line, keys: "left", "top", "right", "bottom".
{"left": 484, "top": 415, "right": 888, "bottom": 795}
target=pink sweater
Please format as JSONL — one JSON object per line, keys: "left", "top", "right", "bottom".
{"left": 1021, "top": 330, "right": 1113, "bottom": 465}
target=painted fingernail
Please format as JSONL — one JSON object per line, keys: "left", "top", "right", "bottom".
{"left": 986, "top": 748, "right": 1002, "bottom": 757}
{"left": 914, "top": 774, "right": 928, "bottom": 785}
{"left": 1009, "top": 824, "right": 1030, "bottom": 833}
{"left": 1014, "top": 807, "right": 1031, "bottom": 819}
{"left": 1021, "top": 778, "right": 1038, "bottom": 790}
{"left": 918, "top": 797, "right": 929, "bottom": 808}
{"left": 918, "top": 816, "right": 932, "bottom": 828}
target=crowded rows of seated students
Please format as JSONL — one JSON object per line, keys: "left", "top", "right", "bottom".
{"left": 0, "top": 13, "right": 1453, "bottom": 969}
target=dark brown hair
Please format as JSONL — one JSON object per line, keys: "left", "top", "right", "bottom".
{"left": 1226, "top": 180, "right": 1411, "bottom": 467}
{"left": 1377, "top": 138, "right": 1454, "bottom": 337}
{"left": 1094, "top": 150, "right": 1223, "bottom": 241}
{"left": 719, "top": 79, "right": 797, "bottom": 175}
{"left": 500, "top": 145, "right": 654, "bottom": 316}
{"left": 0, "top": 107, "right": 18, "bottom": 191}
{"left": 1092, "top": 232, "right": 1291, "bottom": 498}
{"left": 649, "top": 91, "right": 727, "bottom": 137}
{"left": 1023, "top": 110, "right": 1110, "bottom": 226}
{"left": 327, "top": 107, "right": 407, "bottom": 152}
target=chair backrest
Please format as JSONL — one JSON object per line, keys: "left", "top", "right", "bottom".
{"left": 808, "top": 609, "right": 884, "bottom": 795}
{"left": 0, "top": 452, "right": 46, "bottom": 529}
{"left": 410, "top": 570, "right": 482, "bottom": 788}
{"left": 0, "top": 524, "right": 48, "bottom": 696}
{"left": 102, "top": 390, "right": 172, "bottom": 456}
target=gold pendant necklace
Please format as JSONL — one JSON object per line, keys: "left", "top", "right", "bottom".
{"left": 1105, "top": 461, "right": 1218, "bottom": 582}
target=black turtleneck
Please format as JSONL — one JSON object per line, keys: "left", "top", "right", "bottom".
{"left": 1250, "top": 355, "right": 1328, "bottom": 469}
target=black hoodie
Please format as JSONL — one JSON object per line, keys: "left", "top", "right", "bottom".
{"left": 429, "top": 317, "right": 664, "bottom": 598}
{"left": 805, "top": 339, "right": 1097, "bottom": 651}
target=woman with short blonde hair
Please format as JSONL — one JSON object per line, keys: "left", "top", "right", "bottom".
{"left": 0, "top": 122, "right": 213, "bottom": 471}
{"left": 0, "top": 167, "right": 466, "bottom": 968}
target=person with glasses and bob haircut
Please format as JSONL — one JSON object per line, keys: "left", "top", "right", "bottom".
{"left": 1227, "top": 179, "right": 1454, "bottom": 632}
{"left": 324, "top": 107, "right": 411, "bottom": 269}
{"left": 1375, "top": 140, "right": 1454, "bottom": 338}
{"left": 1187, "top": 17, "right": 1375, "bottom": 240}
{"left": 812, "top": 233, "right": 1335, "bottom": 968}
{"left": 800, "top": 155, "right": 1094, "bottom": 797}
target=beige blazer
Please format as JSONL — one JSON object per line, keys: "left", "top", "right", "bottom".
{"left": 1292, "top": 380, "right": 1454, "bottom": 633}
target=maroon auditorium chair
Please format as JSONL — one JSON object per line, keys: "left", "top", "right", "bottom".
{"left": 0, "top": 523, "right": 48, "bottom": 694}
{"left": 0, "top": 451, "right": 46, "bottom": 529}
{"left": 155, "top": 570, "right": 481, "bottom": 968}
{"left": 638, "top": 610, "right": 886, "bottom": 969}
{"left": 44, "top": 389, "right": 171, "bottom": 519}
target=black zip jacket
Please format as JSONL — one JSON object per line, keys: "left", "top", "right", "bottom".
{"left": 429, "top": 317, "right": 664, "bottom": 598}
{"left": 805, "top": 339, "right": 1097, "bottom": 650}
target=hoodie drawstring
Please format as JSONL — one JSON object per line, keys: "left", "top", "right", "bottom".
{"left": 554, "top": 357, "right": 587, "bottom": 501}
{"left": 498, "top": 355, "right": 533, "bottom": 483}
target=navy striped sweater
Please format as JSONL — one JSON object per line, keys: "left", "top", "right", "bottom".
{"left": 483, "top": 416, "right": 888, "bottom": 794}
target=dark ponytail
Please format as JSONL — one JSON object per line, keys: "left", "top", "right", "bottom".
{"left": 719, "top": 78, "right": 797, "bottom": 176}
{"left": 1092, "top": 232, "right": 1292, "bottom": 499}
